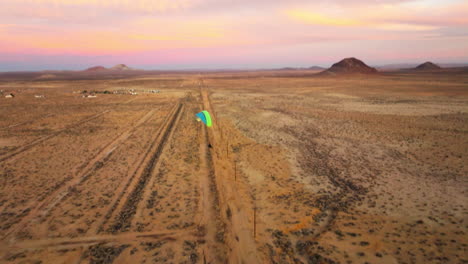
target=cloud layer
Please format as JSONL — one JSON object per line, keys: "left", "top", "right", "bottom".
{"left": 0, "top": 0, "right": 467, "bottom": 70}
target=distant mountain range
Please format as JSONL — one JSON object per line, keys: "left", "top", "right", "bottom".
{"left": 84, "top": 64, "right": 134, "bottom": 72}
{"left": 77, "top": 62, "right": 468, "bottom": 73}
{"left": 1, "top": 60, "right": 467, "bottom": 77}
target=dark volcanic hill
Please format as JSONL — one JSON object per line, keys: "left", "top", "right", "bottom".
{"left": 322, "top": 57, "right": 377, "bottom": 74}
{"left": 414, "top": 62, "right": 441, "bottom": 70}
{"left": 85, "top": 66, "right": 107, "bottom": 72}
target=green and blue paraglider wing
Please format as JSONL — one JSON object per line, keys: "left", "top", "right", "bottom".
{"left": 195, "top": 110, "right": 212, "bottom": 127}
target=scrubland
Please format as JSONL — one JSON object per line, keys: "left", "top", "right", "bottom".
{"left": 0, "top": 70, "right": 466, "bottom": 263}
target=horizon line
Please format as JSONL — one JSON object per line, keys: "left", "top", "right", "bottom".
{"left": 1, "top": 61, "right": 468, "bottom": 73}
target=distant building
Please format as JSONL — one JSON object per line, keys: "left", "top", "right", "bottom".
{"left": 34, "top": 95, "right": 45, "bottom": 98}
{"left": 5, "top": 93, "right": 14, "bottom": 98}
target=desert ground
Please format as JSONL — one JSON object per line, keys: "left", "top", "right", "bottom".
{"left": 0, "top": 70, "right": 467, "bottom": 264}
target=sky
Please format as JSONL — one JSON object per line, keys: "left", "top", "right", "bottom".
{"left": 0, "top": 0, "right": 467, "bottom": 71}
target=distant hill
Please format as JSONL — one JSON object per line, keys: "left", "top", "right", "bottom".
{"left": 275, "top": 66, "right": 324, "bottom": 71}
{"left": 440, "top": 63, "right": 468, "bottom": 68}
{"left": 376, "top": 62, "right": 468, "bottom": 71}
{"left": 309, "top": 66, "right": 325, "bottom": 71}
{"left": 110, "top": 64, "right": 133, "bottom": 71}
{"left": 83, "top": 64, "right": 135, "bottom": 72}
{"left": 414, "top": 62, "right": 441, "bottom": 71}
{"left": 85, "top": 66, "right": 107, "bottom": 72}
{"left": 36, "top": 74, "right": 57, "bottom": 79}
{"left": 321, "top": 57, "right": 377, "bottom": 75}
{"left": 376, "top": 63, "right": 418, "bottom": 70}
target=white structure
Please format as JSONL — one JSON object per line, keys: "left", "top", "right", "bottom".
{"left": 5, "top": 93, "right": 14, "bottom": 98}
{"left": 34, "top": 95, "right": 44, "bottom": 98}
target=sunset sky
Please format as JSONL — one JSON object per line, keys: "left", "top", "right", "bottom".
{"left": 1, "top": 0, "right": 467, "bottom": 71}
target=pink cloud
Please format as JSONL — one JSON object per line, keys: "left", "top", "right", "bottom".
{"left": 0, "top": 0, "right": 467, "bottom": 70}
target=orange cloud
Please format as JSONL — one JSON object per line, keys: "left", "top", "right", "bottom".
{"left": 286, "top": 10, "right": 362, "bottom": 27}
{"left": 286, "top": 7, "right": 440, "bottom": 31}
{"left": 376, "top": 23, "right": 438, "bottom": 31}
{"left": 285, "top": 0, "right": 467, "bottom": 31}
{"left": 0, "top": 16, "right": 238, "bottom": 54}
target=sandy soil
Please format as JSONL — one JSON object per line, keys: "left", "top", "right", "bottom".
{"left": 0, "top": 71, "right": 467, "bottom": 264}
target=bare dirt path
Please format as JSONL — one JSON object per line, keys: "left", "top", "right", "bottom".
{"left": 196, "top": 121, "right": 228, "bottom": 263}
{"left": 200, "top": 85, "right": 260, "bottom": 263}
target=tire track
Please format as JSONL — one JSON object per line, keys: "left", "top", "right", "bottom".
{"left": 1, "top": 109, "right": 157, "bottom": 241}
{"left": 88, "top": 102, "right": 181, "bottom": 235}
{"left": 0, "top": 96, "right": 138, "bottom": 163}
{"left": 131, "top": 104, "right": 185, "bottom": 229}
{"left": 99, "top": 103, "right": 183, "bottom": 234}
{"left": 0, "top": 110, "right": 109, "bottom": 163}
{"left": 67, "top": 103, "right": 182, "bottom": 264}
{"left": 0, "top": 230, "right": 190, "bottom": 254}
{"left": 0, "top": 114, "right": 54, "bottom": 131}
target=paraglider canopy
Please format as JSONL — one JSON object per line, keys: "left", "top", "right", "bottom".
{"left": 195, "top": 110, "right": 212, "bottom": 127}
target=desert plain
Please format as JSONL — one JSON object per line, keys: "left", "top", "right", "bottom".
{"left": 0, "top": 68, "right": 467, "bottom": 264}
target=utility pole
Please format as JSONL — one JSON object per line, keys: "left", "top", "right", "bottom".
{"left": 253, "top": 207, "right": 257, "bottom": 239}
{"left": 234, "top": 162, "right": 237, "bottom": 181}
